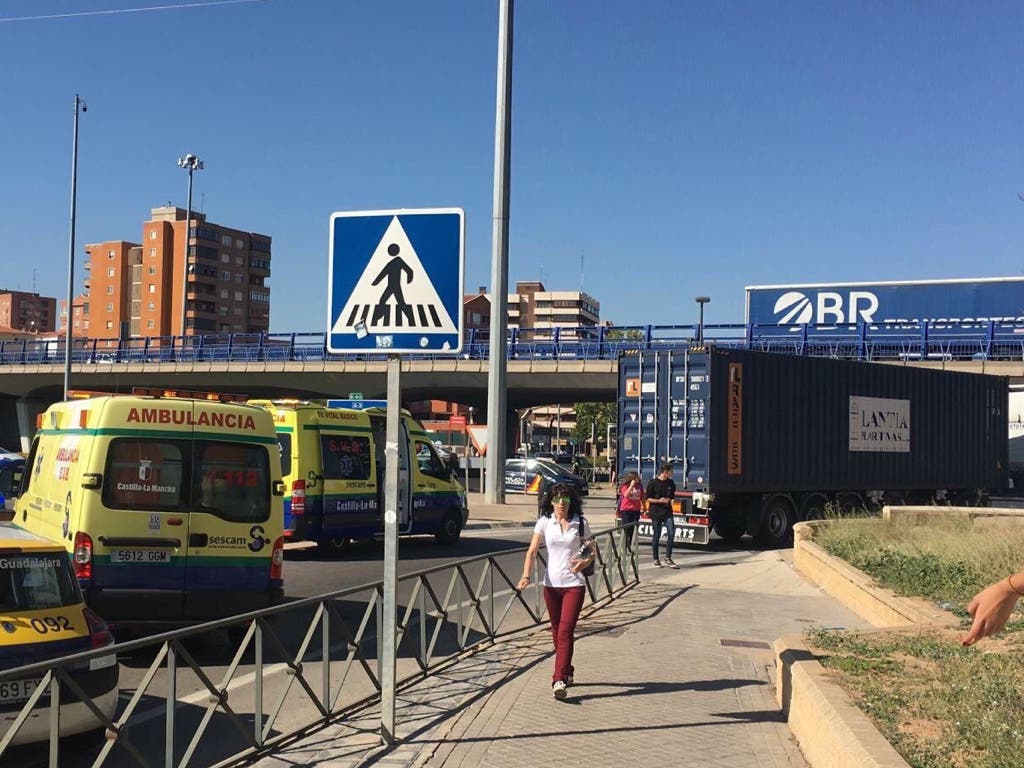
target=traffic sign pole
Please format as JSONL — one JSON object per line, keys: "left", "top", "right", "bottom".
{"left": 381, "top": 354, "right": 400, "bottom": 744}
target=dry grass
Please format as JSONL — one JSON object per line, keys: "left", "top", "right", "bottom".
{"left": 807, "top": 517, "right": 1024, "bottom": 767}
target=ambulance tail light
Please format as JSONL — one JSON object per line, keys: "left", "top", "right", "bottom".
{"left": 291, "top": 480, "right": 305, "bottom": 515}
{"left": 270, "top": 536, "right": 285, "bottom": 580}
{"left": 73, "top": 532, "right": 93, "bottom": 580}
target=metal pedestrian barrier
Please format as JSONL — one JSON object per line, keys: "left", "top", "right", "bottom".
{"left": 0, "top": 523, "right": 638, "bottom": 767}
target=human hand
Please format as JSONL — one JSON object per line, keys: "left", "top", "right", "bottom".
{"left": 962, "top": 578, "right": 1020, "bottom": 646}
{"left": 517, "top": 576, "right": 530, "bottom": 591}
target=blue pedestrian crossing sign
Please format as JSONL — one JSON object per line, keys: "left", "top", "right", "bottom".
{"left": 328, "top": 208, "right": 464, "bottom": 354}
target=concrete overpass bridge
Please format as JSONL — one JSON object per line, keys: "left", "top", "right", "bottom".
{"left": 2, "top": 355, "right": 1023, "bottom": 454}
{"left": 3, "top": 321, "right": 1024, "bottom": 450}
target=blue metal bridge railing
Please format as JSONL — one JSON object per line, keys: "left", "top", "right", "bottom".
{"left": 2, "top": 320, "right": 1023, "bottom": 366}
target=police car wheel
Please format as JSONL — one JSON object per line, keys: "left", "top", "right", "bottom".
{"left": 435, "top": 512, "right": 462, "bottom": 544}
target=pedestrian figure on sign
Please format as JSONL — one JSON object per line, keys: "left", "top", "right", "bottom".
{"left": 518, "top": 482, "right": 593, "bottom": 700}
{"left": 371, "top": 243, "right": 414, "bottom": 325}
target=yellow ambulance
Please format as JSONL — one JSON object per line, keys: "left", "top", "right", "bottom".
{"left": 248, "top": 400, "right": 468, "bottom": 552}
{"left": 13, "top": 395, "right": 285, "bottom": 628}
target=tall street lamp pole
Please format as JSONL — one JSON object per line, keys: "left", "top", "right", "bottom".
{"left": 63, "top": 94, "right": 86, "bottom": 400}
{"left": 177, "top": 153, "right": 203, "bottom": 340}
{"left": 695, "top": 295, "right": 710, "bottom": 346}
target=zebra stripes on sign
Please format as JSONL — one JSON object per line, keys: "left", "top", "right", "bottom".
{"left": 341, "top": 302, "right": 447, "bottom": 329}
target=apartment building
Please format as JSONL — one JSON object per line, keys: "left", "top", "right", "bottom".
{"left": 64, "top": 207, "right": 271, "bottom": 340}
{"left": 0, "top": 290, "right": 57, "bottom": 333}
{"left": 507, "top": 281, "right": 599, "bottom": 339}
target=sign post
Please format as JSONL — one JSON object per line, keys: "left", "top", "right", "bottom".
{"left": 327, "top": 208, "right": 464, "bottom": 744}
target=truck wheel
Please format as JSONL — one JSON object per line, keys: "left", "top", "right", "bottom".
{"left": 756, "top": 495, "right": 795, "bottom": 548}
{"left": 836, "top": 492, "right": 864, "bottom": 516}
{"left": 712, "top": 515, "right": 746, "bottom": 546}
{"left": 799, "top": 493, "right": 829, "bottom": 521}
{"left": 435, "top": 511, "right": 462, "bottom": 544}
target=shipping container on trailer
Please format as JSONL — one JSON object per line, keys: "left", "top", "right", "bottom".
{"left": 617, "top": 348, "right": 1009, "bottom": 547}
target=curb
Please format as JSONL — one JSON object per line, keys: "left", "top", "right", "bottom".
{"left": 792, "top": 521, "right": 957, "bottom": 629}
{"left": 774, "top": 634, "right": 911, "bottom": 768}
{"left": 463, "top": 521, "right": 535, "bottom": 531}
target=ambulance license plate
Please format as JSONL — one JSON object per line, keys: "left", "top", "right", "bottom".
{"left": 0, "top": 678, "right": 40, "bottom": 703}
{"left": 110, "top": 549, "right": 171, "bottom": 564}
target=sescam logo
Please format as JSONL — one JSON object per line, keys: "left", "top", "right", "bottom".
{"left": 773, "top": 291, "right": 879, "bottom": 325}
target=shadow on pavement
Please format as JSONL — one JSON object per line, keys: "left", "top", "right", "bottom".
{"left": 567, "top": 677, "right": 766, "bottom": 703}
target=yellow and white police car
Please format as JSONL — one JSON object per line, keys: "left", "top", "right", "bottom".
{"left": 0, "top": 523, "right": 117, "bottom": 745}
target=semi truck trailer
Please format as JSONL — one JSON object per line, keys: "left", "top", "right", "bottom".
{"left": 617, "top": 348, "right": 1008, "bottom": 548}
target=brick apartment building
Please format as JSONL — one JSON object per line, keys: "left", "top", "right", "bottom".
{"left": 62, "top": 206, "right": 271, "bottom": 341}
{"left": 0, "top": 290, "right": 57, "bottom": 333}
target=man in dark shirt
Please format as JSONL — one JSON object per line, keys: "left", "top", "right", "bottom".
{"left": 645, "top": 464, "right": 678, "bottom": 568}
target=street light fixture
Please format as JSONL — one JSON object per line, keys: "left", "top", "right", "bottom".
{"left": 177, "top": 153, "right": 204, "bottom": 340}
{"left": 695, "top": 296, "right": 711, "bottom": 346}
{"left": 64, "top": 94, "right": 86, "bottom": 401}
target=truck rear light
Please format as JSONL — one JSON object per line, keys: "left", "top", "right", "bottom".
{"left": 291, "top": 480, "right": 305, "bottom": 516}
{"left": 686, "top": 515, "right": 710, "bottom": 526}
{"left": 270, "top": 536, "right": 284, "bottom": 580}
{"left": 73, "top": 532, "right": 93, "bottom": 580}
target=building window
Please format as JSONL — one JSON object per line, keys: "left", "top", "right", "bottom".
{"left": 148, "top": 302, "right": 155, "bottom": 311}
{"left": 221, "top": 271, "right": 231, "bottom": 281}
{"left": 148, "top": 284, "right": 156, "bottom": 294}
{"left": 233, "top": 307, "right": 242, "bottom": 316}
{"left": 220, "top": 289, "right": 228, "bottom": 299}
{"left": 148, "top": 266, "right": 157, "bottom": 275}
{"left": 234, "top": 274, "right": 243, "bottom": 284}
{"left": 149, "top": 248, "right": 156, "bottom": 257}
{"left": 106, "top": 303, "right": 113, "bottom": 312}
{"left": 146, "top": 319, "right": 154, "bottom": 329}
{"left": 107, "top": 267, "right": 115, "bottom": 277}
{"left": 150, "top": 230, "right": 157, "bottom": 240}
{"left": 106, "top": 286, "right": 114, "bottom": 295}
{"left": 234, "top": 291, "right": 242, "bottom": 301}
{"left": 235, "top": 239, "right": 244, "bottom": 249}
{"left": 235, "top": 256, "right": 244, "bottom": 266}
{"left": 108, "top": 249, "right": 115, "bottom": 258}
{"left": 221, "top": 235, "right": 232, "bottom": 247}
{"left": 106, "top": 321, "right": 113, "bottom": 329}
{"left": 220, "top": 253, "right": 230, "bottom": 263}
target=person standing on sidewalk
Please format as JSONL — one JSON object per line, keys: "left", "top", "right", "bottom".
{"left": 517, "top": 482, "right": 594, "bottom": 700}
{"left": 617, "top": 472, "right": 645, "bottom": 548}
{"left": 645, "top": 464, "right": 678, "bottom": 569}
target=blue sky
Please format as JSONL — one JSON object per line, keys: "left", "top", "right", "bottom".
{"left": 1, "top": 0, "right": 1022, "bottom": 332}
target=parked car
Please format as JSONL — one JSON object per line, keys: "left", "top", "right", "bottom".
{"left": 0, "top": 523, "right": 118, "bottom": 745}
{"left": 0, "top": 457, "right": 25, "bottom": 515}
{"left": 504, "top": 458, "right": 589, "bottom": 496}
{"left": 550, "top": 454, "right": 591, "bottom": 475}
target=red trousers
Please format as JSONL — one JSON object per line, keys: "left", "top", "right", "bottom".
{"left": 543, "top": 585, "right": 585, "bottom": 683}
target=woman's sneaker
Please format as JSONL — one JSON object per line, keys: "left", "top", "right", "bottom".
{"left": 552, "top": 680, "right": 568, "bottom": 700}
{"left": 664, "top": 559, "right": 679, "bottom": 569}
{"left": 653, "top": 560, "right": 662, "bottom": 568}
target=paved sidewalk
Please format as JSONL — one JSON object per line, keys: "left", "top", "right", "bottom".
{"left": 463, "top": 489, "right": 618, "bottom": 531}
{"left": 254, "top": 547, "right": 867, "bottom": 768}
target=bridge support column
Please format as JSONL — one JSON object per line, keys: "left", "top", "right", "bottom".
{"left": 506, "top": 408, "right": 519, "bottom": 457}
{"left": 15, "top": 399, "right": 46, "bottom": 454}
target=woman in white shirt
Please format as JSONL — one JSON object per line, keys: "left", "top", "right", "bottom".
{"left": 517, "top": 482, "right": 594, "bottom": 699}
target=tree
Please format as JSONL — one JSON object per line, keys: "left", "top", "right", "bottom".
{"left": 572, "top": 401, "right": 616, "bottom": 451}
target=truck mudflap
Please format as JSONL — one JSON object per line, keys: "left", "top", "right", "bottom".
{"left": 636, "top": 492, "right": 711, "bottom": 546}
